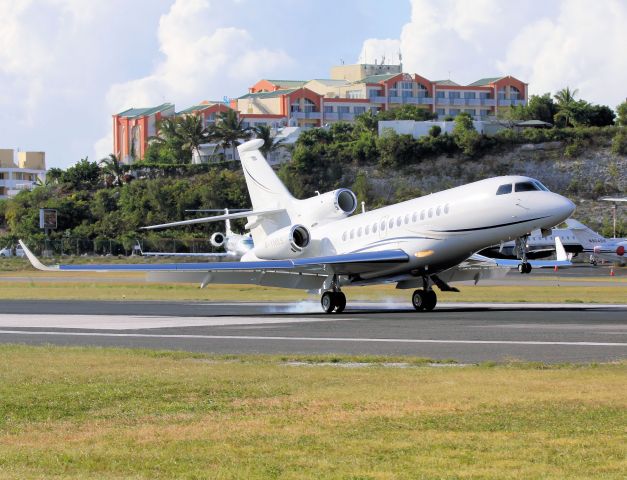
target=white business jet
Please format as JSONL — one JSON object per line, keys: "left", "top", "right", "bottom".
{"left": 566, "top": 219, "right": 626, "bottom": 266}
{"left": 20, "top": 138, "right": 575, "bottom": 313}
{"left": 138, "top": 209, "right": 253, "bottom": 258}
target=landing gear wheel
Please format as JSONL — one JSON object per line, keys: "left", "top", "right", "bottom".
{"left": 423, "top": 290, "right": 437, "bottom": 312}
{"left": 321, "top": 291, "right": 336, "bottom": 313}
{"left": 334, "top": 292, "right": 346, "bottom": 313}
{"left": 518, "top": 262, "right": 532, "bottom": 274}
{"left": 412, "top": 289, "right": 426, "bottom": 311}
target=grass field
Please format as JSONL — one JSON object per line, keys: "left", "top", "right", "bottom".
{"left": 0, "top": 345, "right": 625, "bottom": 479}
{"left": 0, "top": 270, "right": 625, "bottom": 303}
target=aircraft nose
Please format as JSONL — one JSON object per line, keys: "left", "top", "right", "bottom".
{"left": 555, "top": 194, "right": 576, "bottom": 220}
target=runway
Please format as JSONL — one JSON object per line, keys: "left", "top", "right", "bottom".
{"left": 0, "top": 300, "right": 625, "bottom": 363}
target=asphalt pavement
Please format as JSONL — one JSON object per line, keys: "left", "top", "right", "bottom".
{"left": 0, "top": 300, "right": 625, "bottom": 363}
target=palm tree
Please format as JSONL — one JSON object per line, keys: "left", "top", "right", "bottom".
{"left": 215, "top": 109, "right": 251, "bottom": 161}
{"left": 554, "top": 87, "right": 579, "bottom": 127}
{"left": 99, "top": 153, "right": 124, "bottom": 186}
{"left": 253, "top": 124, "right": 285, "bottom": 157}
{"left": 176, "top": 114, "right": 208, "bottom": 161}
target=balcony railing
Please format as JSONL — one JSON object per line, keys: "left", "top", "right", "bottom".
{"left": 370, "top": 96, "right": 387, "bottom": 103}
{"left": 435, "top": 98, "right": 450, "bottom": 105}
{"left": 292, "top": 111, "right": 321, "bottom": 119}
{"left": 338, "top": 113, "right": 355, "bottom": 121}
{"left": 323, "top": 112, "right": 339, "bottom": 121}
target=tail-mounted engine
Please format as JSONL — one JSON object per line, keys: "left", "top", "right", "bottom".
{"left": 296, "top": 188, "right": 357, "bottom": 225}
{"left": 210, "top": 232, "right": 225, "bottom": 248}
{"left": 254, "top": 224, "right": 310, "bottom": 260}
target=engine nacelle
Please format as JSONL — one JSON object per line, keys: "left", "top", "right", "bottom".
{"left": 210, "top": 232, "right": 226, "bottom": 248}
{"left": 253, "top": 224, "right": 310, "bottom": 259}
{"left": 296, "top": 188, "right": 357, "bottom": 224}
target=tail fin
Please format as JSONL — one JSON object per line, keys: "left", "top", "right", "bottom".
{"left": 237, "top": 139, "right": 293, "bottom": 244}
{"left": 237, "top": 139, "right": 293, "bottom": 210}
{"left": 565, "top": 219, "right": 605, "bottom": 243}
{"left": 224, "top": 208, "right": 233, "bottom": 236}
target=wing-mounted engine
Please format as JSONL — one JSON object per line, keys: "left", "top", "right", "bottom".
{"left": 210, "top": 232, "right": 226, "bottom": 248}
{"left": 295, "top": 188, "right": 357, "bottom": 225}
{"left": 253, "top": 224, "right": 310, "bottom": 260}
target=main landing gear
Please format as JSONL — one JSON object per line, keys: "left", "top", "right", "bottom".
{"left": 320, "top": 274, "right": 346, "bottom": 313}
{"left": 320, "top": 291, "right": 346, "bottom": 313}
{"left": 412, "top": 289, "right": 437, "bottom": 312}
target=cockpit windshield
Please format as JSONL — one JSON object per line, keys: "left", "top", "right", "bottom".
{"left": 515, "top": 182, "right": 541, "bottom": 192}
{"left": 533, "top": 180, "right": 550, "bottom": 191}
{"left": 496, "top": 184, "right": 512, "bottom": 195}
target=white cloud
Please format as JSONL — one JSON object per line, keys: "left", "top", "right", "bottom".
{"left": 498, "top": 0, "right": 627, "bottom": 106}
{"left": 96, "top": 0, "right": 292, "bottom": 157}
{"left": 358, "top": 0, "right": 627, "bottom": 107}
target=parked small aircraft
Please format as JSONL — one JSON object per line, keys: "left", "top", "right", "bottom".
{"left": 20, "top": 138, "right": 575, "bottom": 313}
{"left": 479, "top": 225, "right": 582, "bottom": 259}
{"left": 138, "top": 209, "right": 253, "bottom": 258}
{"left": 567, "top": 219, "right": 626, "bottom": 266}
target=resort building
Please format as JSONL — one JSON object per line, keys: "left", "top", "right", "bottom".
{"left": 112, "top": 103, "right": 175, "bottom": 164}
{"left": 111, "top": 62, "right": 528, "bottom": 162}
{"left": 0, "top": 149, "right": 46, "bottom": 199}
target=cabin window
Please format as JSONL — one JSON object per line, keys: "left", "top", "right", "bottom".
{"left": 412, "top": 212, "right": 417, "bottom": 222}
{"left": 515, "top": 182, "right": 539, "bottom": 192}
{"left": 350, "top": 229, "right": 354, "bottom": 239}
{"left": 436, "top": 206, "right": 441, "bottom": 216}
{"left": 420, "top": 210, "right": 425, "bottom": 220}
{"left": 342, "top": 232, "right": 347, "bottom": 241}
{"left": 380, "top": 220, "right": 386, "bottom": 231}
{"left": 357, "top": 227, "right": 362, "bottom": 237}
{"left": 496, "top": 184, "right": 512, "bottom": 195}
{"left": 444, "top": 203, "right": 450, "bottom": 214}
{"left": 404, "top": 214, "right": 410, "bottom": 224}
{"left": 396, "top": 217, "right": 402, "bottom": 227}
{"left": 428, "top": 208, "right": 433, "bottom": 218}
{"left": 365, "top": 225, "right": 370, "bottom": 235}
{"left": 388, "top": 219, "right": 394, "bottom": 229}
{"left": 373, "top": 222, "right": 378, "bottom": 233}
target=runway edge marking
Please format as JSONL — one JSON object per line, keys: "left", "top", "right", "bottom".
{"left": 0, "top": 330, "right": 625, "bottom": 347}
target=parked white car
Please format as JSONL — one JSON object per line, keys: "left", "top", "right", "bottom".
{"left": 0, "top": 245, "right": 25, "bottom": 257}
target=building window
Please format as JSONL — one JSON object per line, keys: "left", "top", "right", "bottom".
{"left": 449, "top": 91, "right": 461, "bottom": 99}
{"left": 303, "top": 98, "right": 316, "bottom": 113}
{"left": 479, "top": 92, "right": 490, "bottom": 99}
{"left": 338, "top": 106, "right": 350, "bottom": 114}
{"left": 324, "top": 106, "right": 334, "bottom": 113}
{"left": 347, "top": 90, "right": 362, "bottom": 99}
{"left": 354, "top": 106, "right": 366, "bottom": 115}
{"left": 436, "top": 91, "right": 445, "bottom": 98}
{"left": 449, "top": 109, "right": 460, "bottom": 115}
{"left": 436, "top": 108, "right": 445, "bottom": 116}
{"left": 464, "top": 92, "right": 476, "bottom": 99}
{"left": 369, "top": 89, "right": 382, "bottom": 98}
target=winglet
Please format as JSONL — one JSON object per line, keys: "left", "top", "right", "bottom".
{"left": 554, "top": 236, "right": 567, "bottom": 262}
{"left": 18, "top": 240, "right": 59, "bottom": 272}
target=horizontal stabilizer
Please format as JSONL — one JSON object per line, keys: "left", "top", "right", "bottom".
{"left": 141, "top": 208, "right": 286, "bottom": 230}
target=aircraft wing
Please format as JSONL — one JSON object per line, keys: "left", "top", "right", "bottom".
{"left": 140, "top": 251, "right": 234, "bottom": 258}
{"left": 19, "top": 240, "right": 408, "bottom": 279}
{"left": 141, "top": 208, "right": 285, "bottom": 230}
{"left": 468, "top": 236, "right": 571, "bottom": 268}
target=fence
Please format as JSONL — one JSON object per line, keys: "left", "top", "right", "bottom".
{"left": 28, "top": 237, "right": 220, "bottom": 257}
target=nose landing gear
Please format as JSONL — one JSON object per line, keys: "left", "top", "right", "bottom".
{"left": 515, "top": 234, "right": 532, "bottom": 274}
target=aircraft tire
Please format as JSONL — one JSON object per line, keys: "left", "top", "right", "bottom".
{"left": 423, "top": 290, "right": 437, "bottom": 311}
{"left": 525, "top": 263, "right": 532, "bottom": 274}
{"left": 334, "top": 292, "right": 346, "bottom": 313}
{"left": 412, "top": 289, "right": 426, "bottom": 311}
{"left": 321, "top": 291, "right": 336, "bottom": 313}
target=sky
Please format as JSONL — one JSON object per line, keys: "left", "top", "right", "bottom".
{"left": 1, "top": 0, "right": 626, "bottom": 169}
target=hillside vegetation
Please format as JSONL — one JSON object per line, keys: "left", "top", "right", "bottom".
{"left": 1, "top": 97, "right": 625, "bottom": 253}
